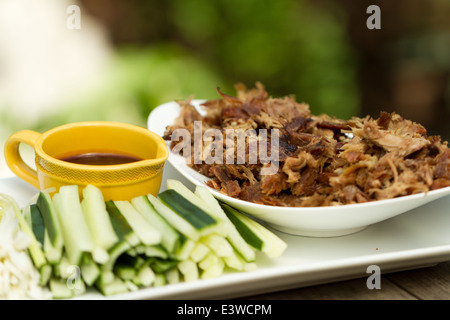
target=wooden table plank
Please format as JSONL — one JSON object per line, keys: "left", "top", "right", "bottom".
{"left": 386, "top": 261, "right": 450, "bottom": 300}
{"left": 242, "top": 276, "right": 416, "bottom": 300}
{"left": 242, "top": 261, "right": 450, "bottom": 300}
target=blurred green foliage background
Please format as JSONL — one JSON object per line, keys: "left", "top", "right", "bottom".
{"left": 28, "top": 0, "right": 361, "bottom": 132}
{"left": 1, "top": 0, "right": 450, "bottom": 178}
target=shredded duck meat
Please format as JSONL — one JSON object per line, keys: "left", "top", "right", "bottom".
{"left": 163, "top": 83, "right": 450, "bottom": 207}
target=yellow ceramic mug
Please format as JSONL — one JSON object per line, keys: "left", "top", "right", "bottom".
{"left": 4, "top": 121, "right": 168, "bottom": 201}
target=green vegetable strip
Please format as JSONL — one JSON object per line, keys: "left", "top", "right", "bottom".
{"left": 150, "top": 258, "right": 179, "bottom": 273}
{"left": 105, "top": 200, "right": 134, "bottom": 241}
{"left": 221, "top": 204, "right": 264, "bottom": 251}
{"left": 36, "top": 192, "right": 59, "bottom": 246}
{"left": 30, "top": 204, "right": 45, "bottom": 246}
{"left": 158, "top": 190, "right": 216, "bottom": 230}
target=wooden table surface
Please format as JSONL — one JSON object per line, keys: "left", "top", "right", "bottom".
{"left": 242, "top": 260, "right": 450, "bottom": 300}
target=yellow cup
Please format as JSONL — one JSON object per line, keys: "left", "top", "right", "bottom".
{"left": 4, "top": 121, "right": 169, "bottom": 201}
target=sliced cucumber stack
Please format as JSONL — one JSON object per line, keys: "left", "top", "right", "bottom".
{"left": 22, "top": 180, "right": 287, "bottom": 299}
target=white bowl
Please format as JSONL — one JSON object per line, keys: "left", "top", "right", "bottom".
{"left": 148, "top": 100, "right": 450, "bottom": 237}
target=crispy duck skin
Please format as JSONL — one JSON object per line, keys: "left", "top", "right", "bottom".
{"left": 163, "top": 83, "right": 450, "bottom": 207}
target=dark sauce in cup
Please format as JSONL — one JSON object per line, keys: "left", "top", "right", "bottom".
{"left": 60, "top": 153, "right": 143, "bottom": 165}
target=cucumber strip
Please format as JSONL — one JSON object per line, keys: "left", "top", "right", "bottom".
{"left": 23, "top": 204, "right": 32, "bottom": 228}
{"left": 223, "top": 253, "right": 245, "bottom": 271}
{"left": 81, "top": 254, "right": 101, "bottom": 286}
{"left": 166, "top": 179, "right": 227, "bottom": 236}
{"left": 147, "top": 194, "right": 201, "bottom": 241}
{"left": 43, "top": 229, "right": 62, "bottom": 264}
{"left": 166, "top": 179, "right": 210, "bottom": 212}
{"left": 114, "top": 200, "right": 161, "bottom": 246}
{"left": 159, "top": 189, "right": 217, "bottom": 229}
{"left": 72, "top": 278, "right": 87, "bottom": 297}
{"left": 105, "top": 200, "right": 140, "bottom": 247}
{"left": 153, "top": 273, "right": 167, "bottom": 287}
{"left": 131, "top": 275, "right": 142, "bottom": 286}
{"left": 198, "top": 252, "right": 221, "bottom": 271}
{"left": 22, "top": 226, "right": 47, "bottom": 268}
{"left": 134, "top": 245, "right": 148, "bottom": 255}
{"left": 102, "top": 240, "right": 131, "bottom": 272}
{"left": 158, "top": 189, "right": 220, "bottom": 236}
{"left": 239, "top": 216, "right": 287, "bottom": 258}
{"left": 97, "top": 270, "right": 115, "bottom": 286}
{"left": 105, "top": 200, "right": 141, "bottom": 247}
{"left": 55, "top": 255, "right": 72, "bottom": 279}
{"left": 172, "top": 235, "right": 195, "bottom": 261}
{"left": 133, "top": 244, "right": 146, "bottom": 255}
{"left": 36, "top": 192, "right": 63, "bottom": 248}
{"left": 96, "top": 276, "right": 128, "bottom": 296}
{"left": 51, "top": 262, "right": 60, "bottom": 278}
{"left": 189, "top": 242, "right": 210, "bottom": 263}
{"left": 114, "top": 264, "right": 137, "bottom": 281}
{"left": 177, "top": 259, "right": 199, "bottom": 282}
{"left": 223, "top": 250, "right": 258, "bottom": 272}
{"left": 25, "top": 204, "right": 58, "bottom": 271}
{"left": 166, "top": 267, "right": 180, "bottom": 285}
{"left": 150, "top": 258, "right": 179, "bottom": 273}
{"left": 81, "top": 185, "right": 119, "bottom": 251}
{"left": 91, "top": 247, "right": 109, "bottom": 265}
{"left": 29, "top": 204, "right": 45, "bottom": 246}
{"left": 127, "top": 247, "right": 137, "bottom": 257}
{"left": 220, "top": 203, "right": 263, "bottom": 251}
{"left": 201, "top": 262, "right": 224, "bottom": 280}
{"left": 221, "top": 203, "right": 287, "bottom": 258}
{"left": 32, "top": 196, "right": 63, "bottom": 264}
{"left": 145, "top": 245, "right": 168, "bottom": 259}
{"left": 39, "top": 264, "right": 52, "bottom": 286}
{"left": 200, "top": 233, "right": 234, "bottom": 258}
{"left": 136, "top": 265, "right": 155, "bottom": 287}
{"left": 198, "top": 253, "right": 224, "bottom": 279}
{"left": 125, "top": 280, "right": 139, "bottom": 292}
{"left": 49, "top": 278, "right": 73, "bottom": 299}
{"left": 116, "top": 254, "right": 145, "bottom": 270}
{"left": 244, "top": 261, "right": 258, "bottom": 272}
{"left": 131, "top": 195, "right": 180, "bottom": 253}
{"left": 195, "top": 186, "right": 256, "bottom": 262}
{"left": 53, "top": 186, "right": 94, "bottom": 265}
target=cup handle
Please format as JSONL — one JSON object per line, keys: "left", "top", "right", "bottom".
{"left": 4, "top": 130, "right": 41, "bottom": 189}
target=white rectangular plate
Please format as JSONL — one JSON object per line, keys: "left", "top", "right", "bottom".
{"left": 1, "top": 164, "right": 450, "bottom": 300}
